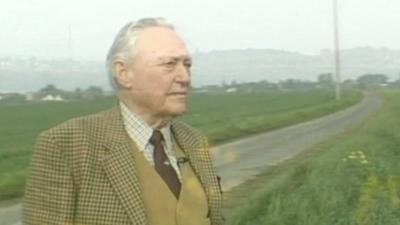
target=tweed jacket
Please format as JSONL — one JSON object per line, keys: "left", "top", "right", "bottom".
{"left": 23, "top": 106, "right": 223, "bottom": 225}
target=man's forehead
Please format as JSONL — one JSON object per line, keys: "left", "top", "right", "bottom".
{"left": 134, "top": 27, "right": 190, "bottom": 59}
{"left": 136, "top": 27, "right": 187, "bottom": 48}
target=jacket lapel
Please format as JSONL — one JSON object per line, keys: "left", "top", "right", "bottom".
{"left": 170, "top": 121, "right": 210, "bottom": 200}
{"left": 171, "top": 121, "right": 223, "bottom": 225}
{"left": 100, "top": 107, "right": 147, "bottom": 225}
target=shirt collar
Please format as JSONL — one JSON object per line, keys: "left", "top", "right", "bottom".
{"left": 119, "top": 102, "right": 173, "bottom": 151}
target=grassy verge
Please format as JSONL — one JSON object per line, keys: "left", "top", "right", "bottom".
{"left": 184, "top": 90, "right": 362, "bottom": 144}
{"left": 0, "top": 89, "right": 361, "bottom": 201}
{"left": 224, "top": 90, "right": 400, "bottom": 225}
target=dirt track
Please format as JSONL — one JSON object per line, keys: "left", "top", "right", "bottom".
{"left": 0, "top": 92, "right": 383, "bottom": 225}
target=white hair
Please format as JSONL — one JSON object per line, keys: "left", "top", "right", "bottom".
{"left": 106, "top": 17, "right": 175, "bottom": 90}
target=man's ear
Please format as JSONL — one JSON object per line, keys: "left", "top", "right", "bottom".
{"left": 113, "top": 61, "right": 133, "bottom": 89}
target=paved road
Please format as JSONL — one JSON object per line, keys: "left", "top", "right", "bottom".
{"left": 213, "top": 91, "right": 382, "bottom": 191}
{"left": 0, "top": 92, "right": 383, "bottom": 225}
{"left": 0, "top": 204, "right": 21, "bottom": 225}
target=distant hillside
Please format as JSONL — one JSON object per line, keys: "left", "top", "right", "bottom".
{"left": 1, "top": 47, "right": 399, "bottom": 92}
{"left": 192, "top": 47, "right": 400, "bottom": 85}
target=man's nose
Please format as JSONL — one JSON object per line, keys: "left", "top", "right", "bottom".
{"left": 175, "top": 63, "right": 191, "bottom": 84}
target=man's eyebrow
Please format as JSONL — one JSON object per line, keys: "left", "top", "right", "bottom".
{"left": 157, "top": 55, "right": 192, "bottom": 62}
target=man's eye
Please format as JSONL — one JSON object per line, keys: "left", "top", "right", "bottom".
{"left": 184, "top": 62, "right": 192, "bottom": 68}
{"left": 163, "top": 61, "right": 176, "bottom": 67}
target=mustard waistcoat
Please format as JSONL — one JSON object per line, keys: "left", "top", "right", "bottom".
{"left": 131, "top": 142, "right": 210, "bottom": 225}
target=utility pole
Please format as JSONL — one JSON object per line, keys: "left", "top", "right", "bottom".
{"left": 68, "top": 25, "right": 73, "bottom": 60}
{"left": 333, "top": 0, "right": 341, "bottom": 100}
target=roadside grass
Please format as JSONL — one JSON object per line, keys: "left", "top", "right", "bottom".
{"left": 224, "top": 90, "right": 400, "bottom": 225}
{"left": 0, "top": 89, "right": 361, "bottom": 200}
{"left": 183, "top": 90, "right": 361, "bottom": 144}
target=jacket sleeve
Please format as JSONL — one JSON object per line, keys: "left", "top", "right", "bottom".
{"left": 23, "top": 131, "right": 76, "bottom": 225}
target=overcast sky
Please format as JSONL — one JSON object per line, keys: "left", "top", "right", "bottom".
{"left": 2, "top": 0, "right": 400, "bottom": 60}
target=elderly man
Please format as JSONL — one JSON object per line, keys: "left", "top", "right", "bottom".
{"left": 23, "top": 18, "right": 223, "bottom": 225}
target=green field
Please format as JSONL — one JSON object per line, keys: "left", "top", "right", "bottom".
{"left": 0, "top": 90, "right": 361, "bottom": 200}
{"left": 225, "top": 90, "right": 400, "bottom": 225}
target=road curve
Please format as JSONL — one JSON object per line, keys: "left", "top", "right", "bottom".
{"left": 0, "top": 92, "right": 383, "bottom": 225}
{"left": 213, "top": 91, "right": 383, "bottom": 191}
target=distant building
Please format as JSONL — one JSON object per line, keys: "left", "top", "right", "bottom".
{"left": 42, "top": 94, "right": 64, "bottom": 101}
{"left": 54, "top": 95, "right": 64, "bottom": 101}
{"left": 379, "top": 83, "right": 389, "bottom": 87}
{"left": 225, "top": 87, "right": 237, "bottom": 93}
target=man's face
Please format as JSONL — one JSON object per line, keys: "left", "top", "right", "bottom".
{"left": 122, "top": 27, "right": 192, "bottom": 119}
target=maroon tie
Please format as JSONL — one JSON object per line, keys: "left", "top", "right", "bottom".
{"left": 149, "top": 130, "right": 181, "bottom": 198}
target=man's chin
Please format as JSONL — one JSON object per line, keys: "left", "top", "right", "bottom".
{"left": 168, "top": 105, "right": 187, "bottom": 117}
{"left": 173, "top": 108, "right": 187, "bottom": 116}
